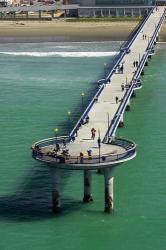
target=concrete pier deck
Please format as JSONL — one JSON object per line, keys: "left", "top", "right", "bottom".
{"left": 31, "top": 6, "right": 166, "bottom": 213}
{"left": 32, "top": 6, "right": 165, "bottom": 169}
{"left": 73, "top": 7, "right": 164, "bottom": 141}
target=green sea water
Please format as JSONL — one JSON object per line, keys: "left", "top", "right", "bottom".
{"left": 0, "top": 42, "right": 165, "bottom": 250}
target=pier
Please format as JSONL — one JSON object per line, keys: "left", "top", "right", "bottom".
{"left": 32, "top": 6, "right": 166, "bottom": 213}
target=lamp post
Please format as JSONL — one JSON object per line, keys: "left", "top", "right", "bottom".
{"left": 81, "top": 92, "right": 85, "bottom": 112}
{"left": 126, "top": 76, "right": 128, "bottom": 88}
{"left": 107, "top": 112, "right": 110, "bottom": 133}
{"left": 104, "top": 63, "right": 107, "bottom": 78}
{"left": 98, "top": 128, "right": 101, "bottom": 163}
{"left": 54, "top": 127, "right": 59, "bottom": 143}
{"left": 67, "top": 111, "right": 71, "bottom": 134}
{"left": 139, "top": 53, "right": 141, "bottom": 64}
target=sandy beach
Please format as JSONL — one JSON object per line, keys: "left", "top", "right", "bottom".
{"left": 0, "top": 20, "right": 166, "bottom": 43}
{"left": 0, "top": 20, "right": 138, "bottom": 43}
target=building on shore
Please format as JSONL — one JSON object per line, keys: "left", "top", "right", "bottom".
{"left": 65, "top": 0, "right": 157, "bottom": 17}
{"left": 67, "top": 0, "right": 156, "bottom": 6}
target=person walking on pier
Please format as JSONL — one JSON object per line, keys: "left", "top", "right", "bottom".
{"left": 145, "top": 34, "right": 147, "bottom": 40}
{"left": 115, "top": 96, "right": 119, "bottom": 104}
{"left": 143, "top": 34, "right": 145, "bottom": 40}
{"left": 133, "top": 61, "right": 136, "bottom": 67}
{"left": 120, "top": 64, "right": 124, "bottom": 74}
{"left": 91, "top": 128, "right": 96, "bottom": 140}
{"left": 87, "top": 148, "right": 92, "bottom": 158}
{"left": 136, "top": 61, "right": 139, "bottom": 67}
{"left": 121, "top": 83, "right": 125, "bottom": 91}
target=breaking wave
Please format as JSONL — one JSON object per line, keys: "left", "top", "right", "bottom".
{"left": 0, "top": 51, "right": 118, "bottom": 57}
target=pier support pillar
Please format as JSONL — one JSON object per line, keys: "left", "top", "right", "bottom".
{"left": 51, "top": 169, "right": 61, "bottom": 213}
{"left": 141, "top": 70, "right": 144, "bottom": 76}
{"left": 126, "top": 104, "right": 131, "bottom": 111}
{"left": 131, "top": 90, "right": 136, "bottom": 98}
{"left": 118, "top": 114, "right": 124, "bottom": 128}
{"left": 104, "top": 167, "right": 114, "bottom": 213}
{"left": 145, "top": 61, "right": 148, "bottom": 66}
{"left": 83, "top": 170, "right": 93, "bottom": 203}
{"left": 125, "top": 100, "right": 131, "bottom": 111}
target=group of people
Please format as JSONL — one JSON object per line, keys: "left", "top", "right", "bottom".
{"left": 142, "top": 34, "right": 147, "bottom": 40}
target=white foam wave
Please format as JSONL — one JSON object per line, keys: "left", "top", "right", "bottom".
{"left": 0, "top": 51, "right": 118, "bottom": 57}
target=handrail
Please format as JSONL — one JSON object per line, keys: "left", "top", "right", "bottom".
{"left": 104, "top": 8, "right": 166, "bottom": 140}
{"left": 69, "top": 84, "right": 105, "bottom": 139}
{"left": 69, "top": 9, "right": 156, "bottom": 140}
{"left": 147, "top": 8, "right": 166, "bottom": 51}
{"left": 32, "top": 136, "right": 69, "bottom": 148}
{"left": 32, "top": 137, "right": 136, "bottom": 166}
{"left": 121, "top": 7, "right": 154, "bottom": 51}
{"left": 106, "top": 7, "right": 154, "bottom": 81}
{"left": 105, "top": 52, "right": 148, "bottom": 140}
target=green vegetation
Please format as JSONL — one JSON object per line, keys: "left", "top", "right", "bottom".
{"left": 66, "top": 16, "right": 143, "bottom": 22}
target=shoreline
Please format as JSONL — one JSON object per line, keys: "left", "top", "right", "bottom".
{"left": 0, "top": 20, "right": 166, "bottom": 43}
{"left": 0, "top": 20, "right": 138, "bottom": 43}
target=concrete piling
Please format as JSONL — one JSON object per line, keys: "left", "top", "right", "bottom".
{"left": 104, "top": 167, "right": 114, "bottom": 213}
{"left": 83, "top": 170, "right": 93, "bottom": 203}
{"left": 51, "top": 169, "right": 61, "bottom": 213}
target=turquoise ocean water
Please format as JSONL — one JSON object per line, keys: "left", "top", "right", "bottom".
{"left": 0, "top": 41, "right": 165, "bottom": 250}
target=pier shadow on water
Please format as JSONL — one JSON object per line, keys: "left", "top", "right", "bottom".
{"left": 0, "top": 164, "right": 83, "bottom": 222}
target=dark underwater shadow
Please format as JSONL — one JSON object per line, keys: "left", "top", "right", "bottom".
{"left": 0, "top": 163, "right": 83, "bottom": 222}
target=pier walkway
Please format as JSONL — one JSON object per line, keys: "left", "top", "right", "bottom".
{"left": 31, "top": 6, "right": 166, "bottom": 213}
{"left": 32, "top": 6, "right": 165, "bottom": 170}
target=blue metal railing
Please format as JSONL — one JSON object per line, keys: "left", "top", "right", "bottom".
{"left": 105, "top": 7, "right": 154, "bottom": 82}
{"left": 69, "top": 7, "right": 165, "bottom": 142}
{"left": 69, "top": 84, "right": 105, "bottom": 139}
{"left": 121, "top": 7, "right": 154, "bottom": 51}
{"left": 147, "top": 8, "right": 166, "bottom": 52}
{"left": 32, "top": 137, "right": 136, "bottom": 167}
{"left": 104, "top": 8, "right": 166, "bottom": 140}
{"left": 104, "top": 52, "right": 149, "bottom": 140}
{"left": 69, "top": 11, "right": 155, "bottom": 140}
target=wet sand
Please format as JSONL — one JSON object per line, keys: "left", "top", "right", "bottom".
{"left": 0, "top": 20, "right": 138, "bottom": 43}
{"left": 0, "top": 20, "right": 166, "bottom": 43}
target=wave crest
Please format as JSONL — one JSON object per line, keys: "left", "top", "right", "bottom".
{"left": 0, "top": 51, "right": 118, "bottom": 58}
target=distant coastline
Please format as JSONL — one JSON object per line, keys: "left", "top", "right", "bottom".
{"left": 0, "top": 20, "right": 166, "bottom": 43}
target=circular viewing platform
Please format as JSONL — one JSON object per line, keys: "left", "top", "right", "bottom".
{"left": 32, "top": 136, "right": 136, "bottom": 170}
